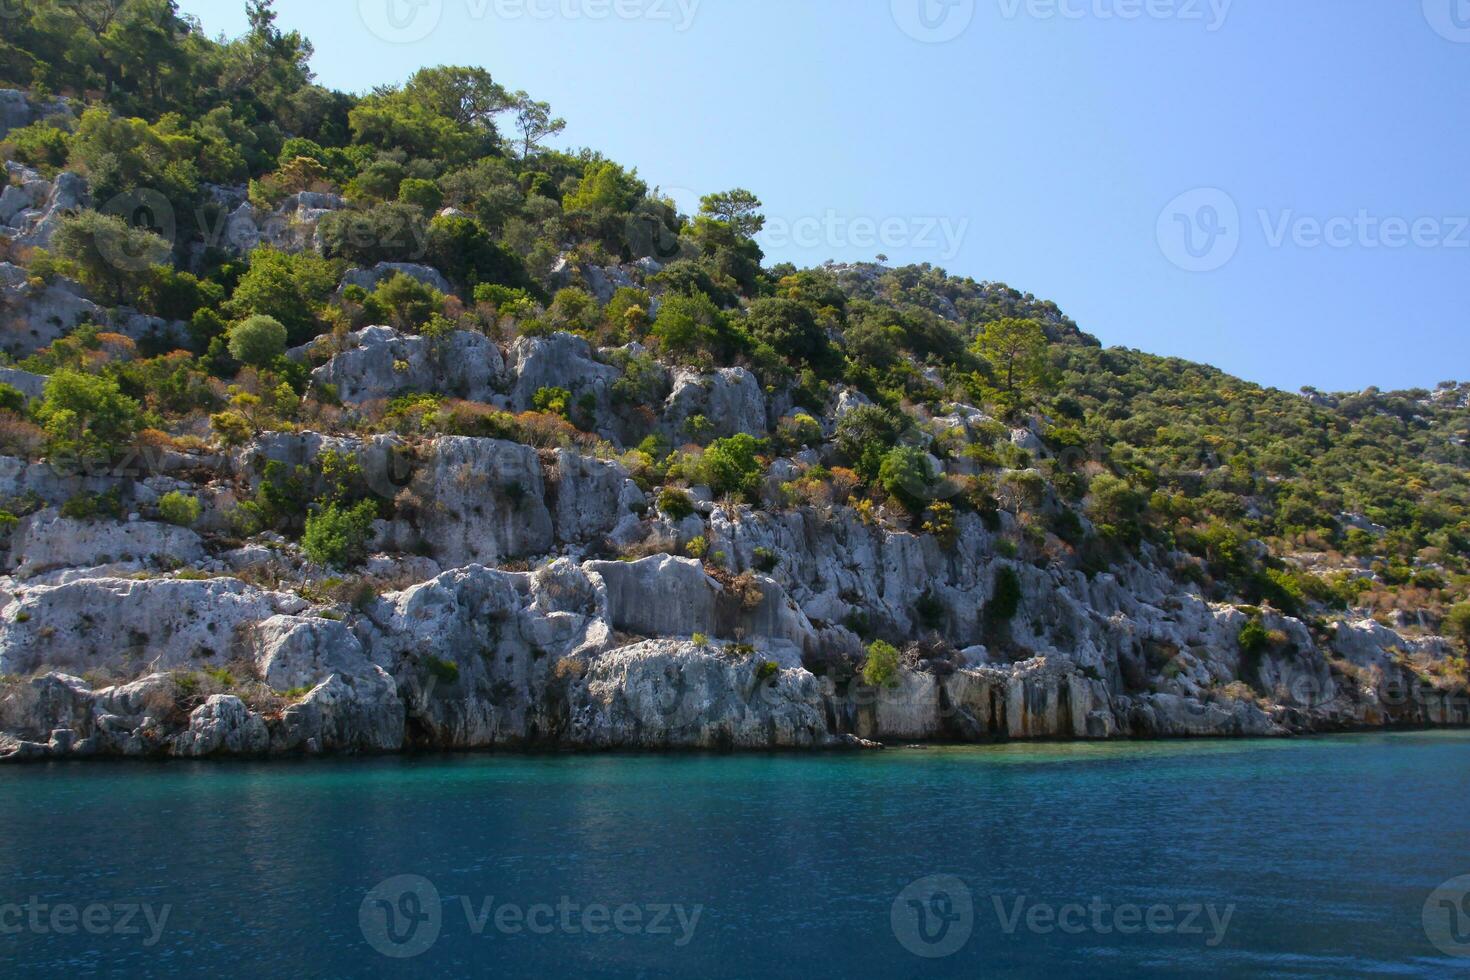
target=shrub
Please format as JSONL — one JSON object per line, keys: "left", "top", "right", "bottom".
{"left": 1442, "top": 604, "right": 1470, "bottom": 652}
{"left": 426, "top": 656, "right": 461, "bottom": 685}
{"left": 657, "top": 487, "right": 695, "bottom": 520}
{"left": 698, "top": 434, "right": 765, "bottom": 500}
{"left": 879, "top": 445, "right": 934, "bottom": 511}
{"left": 2, "top": 122, "right": 71, "bottom": 171}
{"left": 862, "top": 640, "right": 900, "bottom": 688}
{"left": 0, "top": 384, "right": 26, "bottom": 415}
{"left": 1238, "top": 617, "right": 1270, "bottom": 657}
{"left": 692, "top": 632, "right": 709, "bottom": 647}
{"left": 35, "top": 370, "right": 142, "bottom": 464}
{"left": 532, "top": 386, "right": 572, "bottom": 417}
{"left": 835, "top": 406, "right": 901, "bottom": 480}
{"left": 753, "top": 547, "right": 779, "bottom": 573}
{"left": 301, "top": 500, "right": 378, "bottom": 568}
{"left": 756, "top": 661, "right": 780, "bottom": 682}
{"left": 157, "top": 491, "right": 202, "bottom": 527}
{"left": 227, "top": 315, "right": 288, "bottom": 368}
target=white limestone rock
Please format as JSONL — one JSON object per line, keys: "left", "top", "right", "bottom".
{"left": 310, "top": 326, "right": 504, "bottom": 404}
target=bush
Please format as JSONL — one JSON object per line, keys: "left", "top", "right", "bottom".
{"left": 50, "top": 211, "right": 172, "bottom": 305}
{"left": 3, "top": 122, "right": 72, "bottom": 171}
{"left": 0, "top": 384, "right": 26, "bottom": 415}
{"left": 835, "top": 405, "right": 901, "bottom": 479}
{"left": 1443, "top": 604, "right": 1470, "bottom": 652}
{"left": 35, "top": 370, "right": 142, "bottom": 464}
{"left": 398, "top": 177, "right": 444, "bottom": 212}
{"left": 227, "top": 315, "right": 288, "bottom": 368}
{"left": 532, "top": 386, "right": 572, "bottom": 417}
{"left": 1238, "top": 618, "right": 1270, "bottom": 657}
{"left": 301, "top": 500, "right": 378, "bottom": 568}
{"left": 879, "top": 446, "right": 934, "bottom": 512}
{"left": 157, "top": 491, "right": 202, "bottom": 527}
{"left": 657, "top": 487, "right": 695, "bottom": 520}
{"left": 862, "top": 640, "right": 900, "bottom": 688}
{"left": 698, "top": 434, "right": 765, "bottom": 500}
{"left": 756, "top": 661, "right": 779, "bottom": 682}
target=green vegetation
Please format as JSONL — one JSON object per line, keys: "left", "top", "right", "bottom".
{"left": 157, "top": 492, "right": 203, "bottom": 528}
{"left": 227, "top": 315, "right": 288, "bottom": 368}
{"left": 0, "top": 0, "right": 1463, "bottom": 637}
{"left": 301, "top": 500, "right": 377, "bottom": 569}
{"left": 862, "top": 640, "right": 900, "bottom": 688}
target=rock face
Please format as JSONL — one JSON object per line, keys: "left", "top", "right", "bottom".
{"left": 310, "top": 326, "right": 504, "bottom": 404}
{"left": 401, "top": 437, "right": 555, "bottom": 568}
{"left": 341, "top": 262, "right": 452, "bottom": 296}
{"left": 508, "top": 332, "right": 619, "bottom": 412}
{"left": 7, "top": 513, "right": 205, "bottom": 578}
{"left": 663, "top": 368, "right": 767, "bottom": 441}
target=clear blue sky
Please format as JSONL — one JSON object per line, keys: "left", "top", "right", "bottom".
{"left": 177, "top": 0, "right": 1469, "bottom": 393}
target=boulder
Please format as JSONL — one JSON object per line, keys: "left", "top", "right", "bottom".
{"left": 565, "top": 639, "right": 831, "bottom": 749}
{"left": 507, "top": 332, "right": 619, "bottom": 412}
{"left": 662, "top": 368, "right": 767, "bottom": 441}
{"left": 342, "top": 262, "right": 452, "bottom": 296}
{"left": 7, "top": 512, "right": 206, "bottom": 578}
{"left": 310, "top": 326, "right": 504, "bottom": 404}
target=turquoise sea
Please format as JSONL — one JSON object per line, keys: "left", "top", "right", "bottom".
{"left": 2, "top": 732, "right": 1469, "bottom": 977}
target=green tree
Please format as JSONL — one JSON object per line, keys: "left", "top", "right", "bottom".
{"left": 226, "top": 248, "right": 341, "bottom": 346}
{"left": 862, "top": 640, "right": 900, "bottom": 688}
{"left": 651, "top": 291, "right": 737, "bottom": 365}
{"left": 879, "top": 445, "right": 934, "bottom": 511}
{"left": 973, "top": 317, "right": 1054, "bottom": 405}
{"left": 698, "top": 434, "right": 766, "bottom": 500}
{"left": 744, "top": 297, "right": 831, "bottom": 367}
{"left": 157, "top": 491, "right": 203, "bottom": 527}
{"left": 50, "top": 210, "right": 172, "bottom": 305}
{"left": 35, "top": 370, "right": 142, "bottom": 464}
{"left": 699, "top": 188, "right": 764, "bottom": 238}
{"left": 1445, "top": 604, "right": 1470, "bottom": 652}
{"left": 227, "top": 315, "right": 288, "bottom": 368}
{"left": 301, "top": 499, "right": 378, "bottom": 568}
{"left": 834, "top": 405, "right": 903, "bottom": 480}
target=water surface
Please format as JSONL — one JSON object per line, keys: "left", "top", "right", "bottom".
{"left": 2, "top": 733, "right": 1468, "bottom": 977}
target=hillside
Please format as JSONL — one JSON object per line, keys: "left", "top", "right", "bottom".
{"left": 0, "top": 1, "right": 1466, "bottom": 759}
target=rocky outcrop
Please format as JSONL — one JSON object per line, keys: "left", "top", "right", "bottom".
{"left": 566, "top": 640, "right": 832, "bottom": 749}
{"left": 309, "top": 326, "right": 504, "bottom": 404}
{"left": 399, "top": 437, "right": 555, "bottom": 568}
{"left": 7, "top": 512, "right": 205, "bottom": 578}
{"left": 508, "top": 332, "right": 619, "bottom": 413}
{"left": 341, "top": 262, "right": 452, "bottom": 296}
{"left": 662, "top": 368, "right": 767, "bottom": 441}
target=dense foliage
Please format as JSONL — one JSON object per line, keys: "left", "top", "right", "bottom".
{"left": 1, "top": 0, "right": 1465, "bottom": 632}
